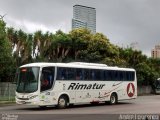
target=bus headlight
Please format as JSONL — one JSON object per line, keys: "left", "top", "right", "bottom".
{"left": 29, "top": 95, "right": 38, "bottom": 99}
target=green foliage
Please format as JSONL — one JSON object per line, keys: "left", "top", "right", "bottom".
{"left": 1, "top": 20, "right": 160, "bottom": 86}
{"left": 69, "top": 28, "right": 119, "bottom": 62}
{"left": 49, "top": 30, "right": 72, "bottom": 62}
{"left": 0, "top": 20, "right": 14, "bottom": 82}
{"left": 69, "top": 28, "right": 92, "bottom": 60}
{"left": 119, "top": 47, "right": 160, "bottom": 85}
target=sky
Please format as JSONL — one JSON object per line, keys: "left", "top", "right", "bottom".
{"left": 0, "top": 0, "right": 160, "bottom": 57}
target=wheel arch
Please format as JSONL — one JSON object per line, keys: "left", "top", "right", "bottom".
{"left": 110, "top": 92, "right": 118, "bottom": 104}
{"left": 57, "top": 92, "right": 70, "bottom": 104}
{"left": 111, "top": 92, "right": 118, "bottom": 100}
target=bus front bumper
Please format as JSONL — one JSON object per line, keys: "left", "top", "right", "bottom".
{"left": 15, "top": 97, "right": 39, "bottom": 105}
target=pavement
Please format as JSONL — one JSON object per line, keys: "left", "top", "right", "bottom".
{"left": 0, "top": 101, "right": 15, "bottom": 107}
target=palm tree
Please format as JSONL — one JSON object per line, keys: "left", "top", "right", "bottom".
{"left": 49, "top": 30, "right": 72, "bottom": 62}
{"left": 21, "top": 34, "right": 33, "bottom": 64}
{"left": 42, "top": 32, "right": 53, "bottom": 61}
{"left": 33, "top": 30, "right": 43, "bottom": 59}
{"left": 6, "top": 27, "right": 18, "bottom": 51}
{"left": 15, "top": 29, "right": 27, "bottom": 65}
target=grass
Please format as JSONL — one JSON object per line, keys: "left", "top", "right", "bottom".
{"left": 0, "top": 96, "right": 15, "bottom": 106}
{"left": 0, "top": 96, "right": 15, "bottom": 101}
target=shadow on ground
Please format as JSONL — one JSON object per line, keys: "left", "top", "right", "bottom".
{"left": 15, "top": 101, "right": 134, "bottom": 111}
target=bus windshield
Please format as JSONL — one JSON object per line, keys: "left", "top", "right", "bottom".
{"left": 16, "top": 67, "right": 39, "bottom": 93}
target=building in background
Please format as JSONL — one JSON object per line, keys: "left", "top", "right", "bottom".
{"left": 72, "top": 5, "right": 96, "bottom": 33}
{"left": 151, "top": 45, "right": 160, "bottom": 58}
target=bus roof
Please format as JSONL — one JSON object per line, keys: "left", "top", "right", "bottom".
{"left": 20, "top": 62, "right": 135, "bottom": 71}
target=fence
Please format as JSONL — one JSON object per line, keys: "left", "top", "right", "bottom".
{"left": 137, "top": 85, "right": 153, "bottom": 95}
{"left": 0, "top": 82, "right": 16, "bottom": 101}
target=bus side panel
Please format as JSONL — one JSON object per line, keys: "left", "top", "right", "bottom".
{"left": 117, "top": 81, "right": 137, "bottom": 101}
{"left": 42, "top": 80, "right": 137, "bottom": 106}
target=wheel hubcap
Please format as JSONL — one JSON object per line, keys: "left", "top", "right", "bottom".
{"left": 111, "top": 96, "right": 115, "bottom": 103}
{"left": 59, "top": 98, "right": 65, "bottom": 106}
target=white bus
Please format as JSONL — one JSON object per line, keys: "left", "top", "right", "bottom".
{"left": 15, "top": 62, "right": 137, "bottom": 108}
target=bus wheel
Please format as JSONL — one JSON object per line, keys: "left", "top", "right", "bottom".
{"left": 110, "top": 93, "right": 117, "bottom": 105}
{"left": 57, "top": 96, "right": 68, "bottom": 109}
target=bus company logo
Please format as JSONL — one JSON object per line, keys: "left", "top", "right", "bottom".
{"left": 127, "top": 83, "right": 135, "bottom": 97}
{"left": 68, "top": 83, "right": 105, "bottom": 90}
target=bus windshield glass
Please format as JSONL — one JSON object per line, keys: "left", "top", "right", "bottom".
{"left": 16, "top": 67, "right": 39, "bottom": 93}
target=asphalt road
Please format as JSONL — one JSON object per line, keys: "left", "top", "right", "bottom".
{"left": 0, "top": 95, "right": 160, "bottom": 120}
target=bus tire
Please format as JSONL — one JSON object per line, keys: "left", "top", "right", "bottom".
{"left": 57, "top": 95, "right": 68, "bottom": 109}
{"left": 109, "top": 93, "right": 118, "bottom": 105}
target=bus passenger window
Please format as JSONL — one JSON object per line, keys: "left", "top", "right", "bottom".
{"left": 95, "top": 70, "right": 102, "bottom": 80}
{"left": 76, "top": 69, "right": 83, "bottom": 80}
{"left": 61, "top": 69, "right": 66, "bottom": 80}
{"left": 67, "top": 68, "right": 75, "bottom": 80}
{"left": 57, "top": 68, "right": 67, "bottom": 80}
{"left": 84, "top": 69, "right": 89, "bottom": 80}
{"left": 119, "top": 71, "right": 124, "bottom": 81}
{"left": 91, "top": 70, "right": 95, "bottom": 80}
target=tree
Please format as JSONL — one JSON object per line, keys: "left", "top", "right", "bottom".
{"left": 33, "top": 30, "right": 43, "bottom": 60}
{"left": 0, "top": 20, "right": 14, "bottom": 81}
{"left": 119, "top": 48, "right": 147, "bottom": 67}
{"left": 69, "top": 28, "right": 92, "bottom": 60}
{"left": 119, "top": 47, "right": 160, "bottom": 85}
{"left": 42, "top": 31, "right": 53, "bottom": 61}
{"left": 3, "top": 19, "right": 160, "bottom": 86}
{"left": 6, "top": 27, "right": 17, "bottom": 51}
{"left": 33, "top": 31, "right": 53, "bottom": 62}
{"left": 21, "top": 34, "right": 33, "bottom": 64}
{"left": 71, "top": 30, "right": 119, "bottom": 63}
{"left": 48, "top": 30, "right": 72, "bottom": 62}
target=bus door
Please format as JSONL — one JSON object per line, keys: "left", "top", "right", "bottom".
{"left": 40, "top": 67, "right": 55, "bottom": 104}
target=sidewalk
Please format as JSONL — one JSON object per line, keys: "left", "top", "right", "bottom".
{"left": 0, "top": 101, "right": 16, "bottom": 107}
